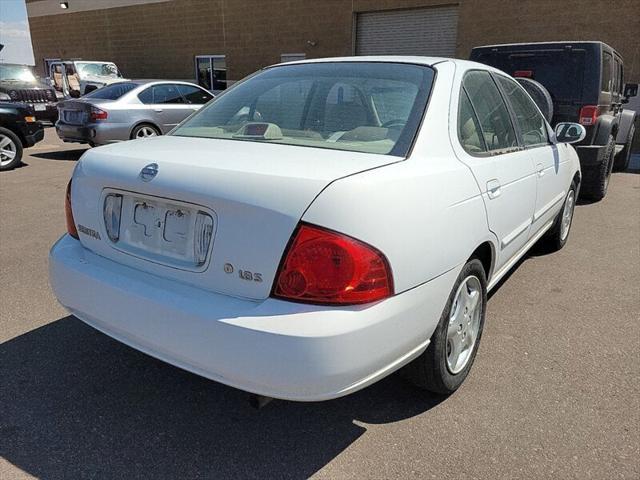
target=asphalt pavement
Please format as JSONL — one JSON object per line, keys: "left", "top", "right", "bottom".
{"left": 1, "top": 129, "right": 638, "bottom": 479}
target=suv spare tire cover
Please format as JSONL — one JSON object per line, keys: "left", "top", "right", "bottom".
{"left": 516, "top": 77, "right": 554, "bottom": 123}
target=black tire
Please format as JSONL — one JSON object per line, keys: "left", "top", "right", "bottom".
{"left": 403, "top": 258, "right": 487, "bottom": 395}
{"left": 614, "top": 124, "right": 635, "bottom": 172}
{"left": 581, "top": 134, "right": 615, "bottom": 201}
{"left": 0, "top": 127, "right": 23, "bottom": 171}
{"left": 516, "top": 77, "right": 554, "bottom": 123}
{"left": 540, "top": 182, "right": 577, "bottom": 252}
{"left": 131, "top": 123, "right": 161, "bottom": 140}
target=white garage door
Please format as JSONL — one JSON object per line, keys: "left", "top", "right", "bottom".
{"left": 355, "top": 6, "right": 459, "bottom": 57}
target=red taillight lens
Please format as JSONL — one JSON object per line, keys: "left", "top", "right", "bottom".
{"left": 65, "top": 179, "right": 79, "bottom": 239}
{"left": 90, "top": 107, "right": 108, "bottom": 121}
{"left": 579, "top": 105, "right": 599, "bottom": 126}
{"left": 272, "top": 223, "right": 393, "bottom": 305}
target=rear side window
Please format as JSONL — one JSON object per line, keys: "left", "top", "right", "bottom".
{"left": 84, "top": 82, "right": 138, "bottom": 100}
{"left": 177, "top": 85, "right": 213, "bottom": 104}
{"left": 458, "top": 88, "right": 486, "bottom": 153}
{"left": 602, "top": 52, "right": 613, "bottom": 92}
{"left": 463, "top": 71, "right": 517, "bottom": 152}
{"left": 495, "top": 75, "right": 549, "bottom": 148}
{"left": 614, "top": 57, "right": 623, "bottom": 94}
{"left": 137, "top": 87, "right": 153, "bottom": 104}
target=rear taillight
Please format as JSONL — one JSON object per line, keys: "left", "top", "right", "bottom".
{"left": 65, "top": 179, "right": 79, "bottom": 239}
{"left": 90, "top": 107, "right": 108, "bottom": 121}
{"left": 514, "top": 70, "right": 533, "bottom": 78}
{"left": 579, "top": 105, "right": 599, "bottom": 126}
{"left": 272, "top": 223, "right": 393, "bottom": 305}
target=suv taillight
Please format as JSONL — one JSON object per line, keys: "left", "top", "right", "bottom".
{"left": 90, "top": 106, "right": 108, "bottom": 121}
{"left": 579, "top": 105, "right": 599, "bottom": 126}
{"left": 65, "top": 179, "right": 79, "bottom": 239}
{"left": 272, "top": 223, "right": 393, "bottom": 305}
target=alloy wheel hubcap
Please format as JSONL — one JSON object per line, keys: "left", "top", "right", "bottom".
{"left": 136, "top": 127, "right": 157, "bottom": 138}
{"left": 446, "top": 275, "right": 482, "bottom": 374}
{"left": 560, "top": 190, "right": 575, "bottom": 241}
{"left": 0, "top": 134, "right": 17, "bottom": 166}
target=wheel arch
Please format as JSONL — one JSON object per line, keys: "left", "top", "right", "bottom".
{"left": 469, "top": 241, "right": 495, "bottom": 282}
{"left": 129, "top": 121, "right": 162, "bottom": 139}
{"left": 0, "top": 125, "right": 26, "bottom": 147}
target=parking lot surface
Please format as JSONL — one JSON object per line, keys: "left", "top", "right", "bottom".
{"left": 1, "top": 129, "right": 639, "bottom": 479}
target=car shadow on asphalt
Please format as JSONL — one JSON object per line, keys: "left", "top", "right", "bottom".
{"left": 0, "top": 316, "right": 445, "bottom": 479}
{"left": 30, "top": 148, "right": 88, "bottom": 161}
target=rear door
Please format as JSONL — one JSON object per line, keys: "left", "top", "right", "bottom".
{"left": 148, "top": 83, "right": 193, "bottom": 132}
{"left": 494, "top": 73, "right": 567, "bottom": 232}
{"left": 456, "top": 70, "right": 537, "bottom": 270}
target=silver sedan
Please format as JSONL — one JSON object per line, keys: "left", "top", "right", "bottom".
{"left": 55, "top": 80, "right": 213, "bottom": 146}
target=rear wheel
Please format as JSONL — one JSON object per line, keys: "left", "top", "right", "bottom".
{"left": 581, "top": 134, "right": 615, "bottom": 201}
{"left": 0, "top": 127, "right": 23, "bottom": 171}
{"left": 540, "top": 182, "right": 577, "bottom": 252}
{"left": 614, "top": 124, "right": 635, "bottom": 172}
{"left": 403, "top": 258, "right": 487, "bottom": 395}
{"left": 131, "top": 123, "right": 160, "bottom": 140}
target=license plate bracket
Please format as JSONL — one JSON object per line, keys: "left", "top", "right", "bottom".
{"left": 101, "top": 190, "right": 217, "bottom": 271}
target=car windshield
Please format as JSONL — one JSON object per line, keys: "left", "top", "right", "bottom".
{"left": 76, "top": 62, "right": 122, "bottom": 79}
{"left": 0, "top": 64, "right": 37, "bottom": 83}
{"left": 83, "top": 82, "right": 138, "bottom": 100}
{"left": 172, "top": 62, "right": 434, "bottom": 156}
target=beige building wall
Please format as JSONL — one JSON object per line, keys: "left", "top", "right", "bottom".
{"left": 27, "top": 0, "right": 640, "bottom": 83}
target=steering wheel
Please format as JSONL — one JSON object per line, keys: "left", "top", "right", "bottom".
{"left": 381, "top": 119, "right": 407, "bottom": 129}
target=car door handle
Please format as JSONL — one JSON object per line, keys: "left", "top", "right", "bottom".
{"left": 486, "top": 179, "right": 501, "bottom": 199}
{"left": 154, "top": 108, "right": 163, "bottom": 113}
{"left": 537, "top": 164, "right": 545, "bottom": 177}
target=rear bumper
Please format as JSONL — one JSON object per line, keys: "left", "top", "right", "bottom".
{"left": 575, "top": 145, "right": 606, "bottom": 167}
{"left": 32, "top": 103, "right": 58, "bottom": 122}
{"left": 55, "top": 121, "right": 130, "bottom": 146}
{"left": 49, "top": 235, "right": 457, "bottom": 401}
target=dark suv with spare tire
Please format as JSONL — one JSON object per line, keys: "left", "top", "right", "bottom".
{"left": 470, "top": 41, "right": 637, "bottom": 201}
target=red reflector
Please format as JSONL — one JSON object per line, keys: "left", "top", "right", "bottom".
{"left": 272, "top": 223, "right": 393, "bottom": 305}
{"left": 579, "top": 105, "right": 599, "bottom": 126}
{"left": 514, "top": 70, "right": 533, "bottom": 78}
{"left": 65, "top": 179, "right": 79, "bottom": 239}
{"left": 90, "top": 107, "right": 108, "bottom": 121}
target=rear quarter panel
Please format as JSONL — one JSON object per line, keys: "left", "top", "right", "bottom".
{"left": 303, "top": 61, "right": 494, "bottom": 293}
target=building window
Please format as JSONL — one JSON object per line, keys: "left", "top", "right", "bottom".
{"left": 195, "top": 55, "right": 227, "bottom": 92}
{"left": 280, "top": 53, "right": 306, "bottom": 63}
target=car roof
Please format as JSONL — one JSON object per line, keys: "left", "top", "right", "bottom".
{"left": 269, "top": 56, "right": 506, "bottom": 75}
{"left": 472, "top": 40, "right": 617, "bottom": 52}
{"left": 103, "top": 79, "right": 203, "bottom": 87}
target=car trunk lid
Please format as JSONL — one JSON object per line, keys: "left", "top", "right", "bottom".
{"left": 70, "top": 135, "right": 399, "bottom": 299}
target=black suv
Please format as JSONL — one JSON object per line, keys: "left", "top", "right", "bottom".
{"left": 0, "top": 63, "right": 59, "bottom": 123}
{"left": 0, "top": 102, "right": 45, "bottom": 171}
{"left": 470, "top": 41, "right": 637, "bottom": 201}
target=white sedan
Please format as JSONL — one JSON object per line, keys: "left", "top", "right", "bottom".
{"left": 49, "top": 57, "right": 583, "bottom": 401}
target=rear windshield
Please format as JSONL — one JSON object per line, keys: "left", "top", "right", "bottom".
{"left": 84, "top": 82, "right": 138, "bottom": 100}
{"left": 473, "top": 50, "right": 586, "bottom": 102}
{"left": 172, "top": 62, "right": 434, "bottom": 156}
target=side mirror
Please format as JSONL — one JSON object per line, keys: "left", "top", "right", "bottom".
{"left": 555, "top": 122, "right": 586, "bottom": 144}
{"left": 623, "top": 83, "right": 638, "bottom": 104}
